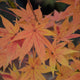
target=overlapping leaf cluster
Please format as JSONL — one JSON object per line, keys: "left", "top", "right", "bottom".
{"left": 0, "top": 0, "right": 80, "bottom": 80}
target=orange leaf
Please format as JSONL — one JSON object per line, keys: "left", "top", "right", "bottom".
{"left": 65, "top": 72, "right": 80, "bottom": 80}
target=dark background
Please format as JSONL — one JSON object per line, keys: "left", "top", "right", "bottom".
{"left": 0, "top": 0, "right": 80, "bottom": 80}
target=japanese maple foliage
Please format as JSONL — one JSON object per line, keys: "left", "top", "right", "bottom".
{"left": 0, "top": 0, "right": 80, "bottom": 80}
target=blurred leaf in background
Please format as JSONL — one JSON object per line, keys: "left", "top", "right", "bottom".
{"left": 0, "top": 0, "right": 17, "bottom": 8}
{"left": 8, "top": 0, "right": 17, "bottom": 8}
{"left": 0, "top": 0, "right": 8, "bottom": 2}
{"left": 55, "top": 2, "right": 69, "bottom": 12}
{"left": 38, "top": 0, "right": 56, "bottom": 7}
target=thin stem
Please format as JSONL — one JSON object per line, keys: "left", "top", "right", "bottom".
{"left": 0, "top": 9, "right": 16, "bottom": 17}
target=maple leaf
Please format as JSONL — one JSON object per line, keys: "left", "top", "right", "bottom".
{"left": 0, "top": 15, "right": 20, "bottom": 69}
{"left": 8, "top": 0, "right": 43, "bottom": 23}
{"left": 45, "top": 0, "right": 79, "bottom": 28}
{"left": 70, "top": 58, "right": 80, "bottom": 70}
{"left": 46, "top": 40, "right": 78, "bottom": 77}
{"left": 19, "top": 55, "right": 51, "bottom": 80}
{"left": 65, "top": 72, "right": 80, "bottom": 80}
{"left": 9, "top": 0, "right": 55, "bottom": 30}
{"left": 67, "top": 5, "right": 80, "bottom": 26}
{"left": 57, "top": 0, "right": 80, "bottom": 26}
{"left": 0, "top": 15, "right": 19, "bottom": 48}
{"left": 11, "top": 0, "right": 42, "bottom": 23}
{"left": 11, "top": 21, "right": 56, "bottom": 63}
{"left": 53, "top": 10, "right": 68, "bottom": 21}
{"left": 68, "top": 42, "right": 80, "bottom": 59}
{"left": 53, "top": 18, "right": 80, "bottom": 43}
{"left": 9, "top": 1, "right": 56, "bottom": 63}
{"left": 0, "top": 64, "right": 22, "bottom": 80}
{"left": 50, "top": 9, "right": 72, "bottom": 22}
{"left": 44, "top": 7, "right": 74, "bottom": 29}
{"left": 62, "top": 42, "right": 80, "bottom": 71}
{"left": 56, "top": 63, "right": 74, "bottom": 80}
